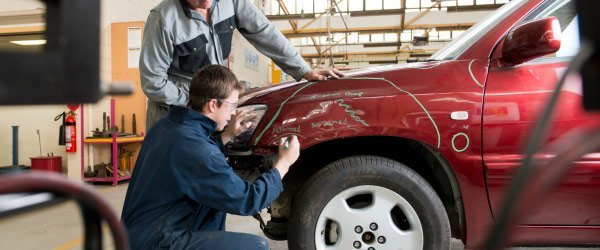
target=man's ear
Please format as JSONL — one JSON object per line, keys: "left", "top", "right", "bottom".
{"left": 202, "top": 99, "right": 218, "bottom": 114}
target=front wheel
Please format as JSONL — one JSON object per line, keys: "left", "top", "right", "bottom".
{"left": 288, "top": 155, "right": 450, "bottom": 250}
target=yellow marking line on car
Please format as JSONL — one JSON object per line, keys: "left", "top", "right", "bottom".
{"left": 253, "top": 77, "right": 441, "bottom": 148}
{"left": 374, "top": 77, "right": 441, "bottom": 148}
{"left": 254, "top": 81, "right": 319, "bottom": 145}
{"left": 469, "top": 60, "right": 485, "bottom": 88}
{"left": 451, "top": 132, "right": 470, "bottom": 152}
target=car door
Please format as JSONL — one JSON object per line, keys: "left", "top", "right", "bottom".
{"left": 483, "top": 0, "right": 600, "bottom": 236}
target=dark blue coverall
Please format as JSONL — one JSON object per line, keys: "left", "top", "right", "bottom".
{"left": 121, "top": 106, "right": 283, "bottom": 249}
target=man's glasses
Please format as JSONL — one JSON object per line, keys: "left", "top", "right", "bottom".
{"left": 215, "top": 98, "right": 238, "bottom": 111}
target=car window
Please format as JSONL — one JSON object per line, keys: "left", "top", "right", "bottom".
{"left": 525, "top": 0, "right": 579, "bottom": 59}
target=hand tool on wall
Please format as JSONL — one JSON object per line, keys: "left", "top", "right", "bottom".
{"left": 102, "top": 112, "right": 107, "bottom": 133}
{"left": 132, "top": 113, "right": 137, "bottom": 135}
{"left": 106, "top": 115, "right": 111, "bottom": 134}
{"left": 121, "top": 114, "right": 125, "bottom": 133}
{"left": 36, "top": 129, "right": 42, "bottom": 156}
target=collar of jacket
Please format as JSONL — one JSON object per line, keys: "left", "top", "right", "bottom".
{"left": 167, "top": 105, "right": 217, "bottom": 134}
{"left": 179, "top": 0, "right": 220, "bottom": 19}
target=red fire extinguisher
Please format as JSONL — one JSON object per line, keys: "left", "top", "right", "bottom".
{"left": 65, "top": 111, "right": 77, "bottom": 152}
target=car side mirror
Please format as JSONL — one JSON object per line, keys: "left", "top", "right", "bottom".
{"left": 501, "top": 16, "right": 562, "bottom": 66}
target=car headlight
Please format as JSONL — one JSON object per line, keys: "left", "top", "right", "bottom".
{"left": 228, "top": 104, "right": 268, "bottom": 151}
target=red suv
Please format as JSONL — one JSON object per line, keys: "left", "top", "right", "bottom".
{"left": 228, "top": 0, "right": 600, "bottom": 248}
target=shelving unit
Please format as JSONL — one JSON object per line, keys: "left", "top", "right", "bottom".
{"left": 81, "top": 99, "right": 143, "bottom": 186}
{"left": 78, "top": 21, "right": 147, "bottom": 186}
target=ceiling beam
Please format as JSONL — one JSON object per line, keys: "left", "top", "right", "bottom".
{"left": 291, "top": 39, "right": 451, "bottom": 48}
{"left": 446, "top": 4, "right": 503, "bottom": 12}
{"left": 301, "top": 50, "right": 436, "bottom": 58}
{"left": 363, "top": 42, "right": 402, "bottom": 48}
{"left": 266, "top": 13, "right": 316, "bottom": 20}
{"left": 267, "top": 3, "right": 502, "bottom": 21}
{"left": 281, "top": 23, "right": 473, "bottom": 38}
{"left": 266, "top": 9, "right": 406, "bottom": 20}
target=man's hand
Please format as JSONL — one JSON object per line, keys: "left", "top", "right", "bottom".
{"left": 274, "top": 136, "right": 300, "bottom": 178}
{"left": 303, "top": 68, "right": 345, "bottom": 81}
{"left": 221, "top": 107, "right": 253, "bottom": 144}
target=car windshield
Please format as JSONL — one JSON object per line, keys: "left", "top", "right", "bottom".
{"left": 429, "top": 0, "right": 527, "bottom": 61}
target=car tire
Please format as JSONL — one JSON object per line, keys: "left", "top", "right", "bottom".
{"left": 288, "top": 155, "right": 450, "bottom": 250}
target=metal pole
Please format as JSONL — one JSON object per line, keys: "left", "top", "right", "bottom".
{"left": 11, "top": 126, "right": 19, "bottom": 166}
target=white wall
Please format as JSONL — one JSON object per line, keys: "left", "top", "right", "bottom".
{"left": 230, "top": 30, "right": 272, "bottom": 90}
{"left": 0, "top": 106, "right": 66, "bottom": 168}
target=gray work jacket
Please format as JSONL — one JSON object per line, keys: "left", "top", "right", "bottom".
{"left": 140, "top": 0, "right": 311, "bottom": 128}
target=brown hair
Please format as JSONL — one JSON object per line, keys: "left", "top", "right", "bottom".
{"left": 187, "top": 65, "right": 242, "bottom": 111}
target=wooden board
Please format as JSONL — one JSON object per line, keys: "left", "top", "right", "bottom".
{"left": 111, "top": 21, "right": 146, "bottom": 136}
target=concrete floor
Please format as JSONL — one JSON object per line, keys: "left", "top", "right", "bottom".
{"left": 0, "top": 182, "right": 597, "bottom": 250}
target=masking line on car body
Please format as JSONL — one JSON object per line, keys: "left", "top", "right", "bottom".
{"left": 253, "top": 77, "right": 441, "bottom": 148}
{"left": 469, "top": 60, "right": 485, "bottom": 88}
{"left": 451, "top": 132, "right": 470, "bottom": 152}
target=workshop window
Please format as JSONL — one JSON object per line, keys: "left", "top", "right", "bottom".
{"left": 319, "top": 36, "right": 328, "bottom": 44}
{"left": 476, "top": 0, "right": 495, "bottom": 5}
{"left": 371, "top": 33, "right": 384, "bottom": 43}
{"left": 299, "top": 0, "right": 314, "bottom": 14}
{"left": 438, "top": 30, "right": 451, "bottom": 40}
{"left": 440, "top": 1, "right": 457, "bottom": 8}
{"left": 282, "top": 0, "right": 297, "bottom": 14}
{"left": 348, "top": 0, "right": 364, "bottom": 11}
{"left": 314, "top": 0, "right": 327, "bottom": 13}
{"left": 359, "top": 34, "right": 370, "bottom": 43}
{"left": 400, "top": 31, "right": 412, "bottom": 42}
{"left": 458, "top": 0, "right": 474, "bottom": 6}
{"left": 383, "top": 0, "right": 401, "bottom": 9}
{"left": 405, "top": 0, "right": 420, "bottom": 12}
{"left": 428, "top": 31, "right": 439, "bottom": 41}
{"left": 384, "top": 33, "right": 398, "bottom": 42}
{"left": 412, "top": 29, "right": 426, "bottom": 37}
{"left": 291, "top": 38, "right": 302, "bottom": 46}
{"left": 333, "top": 33, "right": 347, "bottom": 43}
{"left": 347, "top": 33, "right": 359, "bottom": 43}
{"left": 365, "top": 0, "right": 383, "bottom": 10}
{"left": 421, "top": 0, "right": 440, "bottom": 10}
{"left": 336, "top": 0, "right": 349, "bottom": 12}
{"left": 451, "top": 30, "right": 465, "bottom": 39}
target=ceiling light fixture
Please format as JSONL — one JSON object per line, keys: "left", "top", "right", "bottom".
{"left": 9, "top": 40, "right": 47, "bottom": 46}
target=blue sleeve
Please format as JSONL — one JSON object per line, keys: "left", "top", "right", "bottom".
{"left": 180, "top": 147, "right": 283, "bottom": 216}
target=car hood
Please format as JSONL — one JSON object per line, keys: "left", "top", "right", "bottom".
{"left": 239, "top": 61, "right": 443, "bottom": 105}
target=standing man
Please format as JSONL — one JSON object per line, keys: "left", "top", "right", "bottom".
{"left": 141, "top": 0, "right": 344, "bottom": 128}
{"left": 122, "top": 65, "right": 300, "bottom": 249}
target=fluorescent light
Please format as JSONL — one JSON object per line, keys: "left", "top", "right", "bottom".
{"left": 10, "top": 40, "right": 46, "bottom": 46}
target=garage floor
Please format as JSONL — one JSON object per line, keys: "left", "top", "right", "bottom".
{"left": 0, "top": 182, "right": 596, "bottom": 249}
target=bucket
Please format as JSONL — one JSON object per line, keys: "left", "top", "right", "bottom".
{"left": 30, "top": 154, "right": 62, "bottom": 173}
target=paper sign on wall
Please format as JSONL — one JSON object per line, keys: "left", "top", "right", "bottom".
{"left": 244, "top": 48, "right": 259, "bottom": 72}
{"left": 127, "top": 27, "right": 142, "bottom": 68}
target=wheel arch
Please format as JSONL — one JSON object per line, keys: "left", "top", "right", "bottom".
{"left": 286, "top": 136, "right": 466, "bottom": 241}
